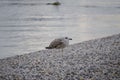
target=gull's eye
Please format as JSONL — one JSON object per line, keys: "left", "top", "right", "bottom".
{"left": 65, "top": 37, "right": 68, "bottom": 39}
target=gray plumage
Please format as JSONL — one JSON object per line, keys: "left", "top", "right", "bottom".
{"left": 46, "top": 37, "right": 72, "bottom": 49}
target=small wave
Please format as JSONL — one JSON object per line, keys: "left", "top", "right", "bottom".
{"left": 2, "top": 44, "right": 18, "bottom": 47}
{"left": 81, "top": 5, "right": 98, "bottom": 8}
{"left": 8, "top": 3, "right": 43, "bottom": 6}
{"left": 116, "top": 6, "right": 120, "bottom": 8}
{"left": 80, "top": 5, "right": 120, "bottom": 9}
{"left": 25, "top": 17, "right": 64, "bottom": 21}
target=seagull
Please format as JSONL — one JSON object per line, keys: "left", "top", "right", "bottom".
{"left": 45, "top": 37, "right": 72, "bottom": 49}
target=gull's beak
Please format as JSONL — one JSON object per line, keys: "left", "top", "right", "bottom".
{"left": 69, "top": 38, "right": 72, "bottom": 40}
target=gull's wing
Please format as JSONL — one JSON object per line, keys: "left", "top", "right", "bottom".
{"left": 48, "top": 39, "right": 65, "bottom": 49}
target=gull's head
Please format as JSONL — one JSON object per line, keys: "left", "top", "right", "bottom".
{"left": 64, "top": 37, "right": 72, "bottom": 40}
{"left": 59, "top": 37, "right": 72, "bottom": 43}
{"left": 60, "top": 37, "right": 72, "bottom": 46}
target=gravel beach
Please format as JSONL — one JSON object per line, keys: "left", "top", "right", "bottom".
{"left": 0, "top": 33, "right": 120, "bottom": 80}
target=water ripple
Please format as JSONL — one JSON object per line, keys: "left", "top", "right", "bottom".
{"left": 8, "top": 3, "right": 43, "bottom": 6}
{"left": 25, "top": 17, "right": 64, "bottom": 21}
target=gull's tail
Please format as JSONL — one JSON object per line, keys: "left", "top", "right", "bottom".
{"left": 45, "top": 47, "right": 52, "bottom": 49}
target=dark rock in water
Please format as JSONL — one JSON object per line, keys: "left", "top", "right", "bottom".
{"left": 47, "top": 1, "right": 61, "bottom": 6}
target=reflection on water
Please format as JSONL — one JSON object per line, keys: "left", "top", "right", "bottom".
{"left": 0, "top": 0, "right": 120, "bottom": 59}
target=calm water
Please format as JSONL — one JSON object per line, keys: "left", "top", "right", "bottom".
{"left": 0, "top": 0, "right": 120, "bottom": 59}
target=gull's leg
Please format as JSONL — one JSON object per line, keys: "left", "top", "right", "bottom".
{"left": 62, "top": 48, "right": 63, "bottom": 52}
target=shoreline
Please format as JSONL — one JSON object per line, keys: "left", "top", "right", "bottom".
{"left": 0, "top": 33, "right": 120, "bottom": 80}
